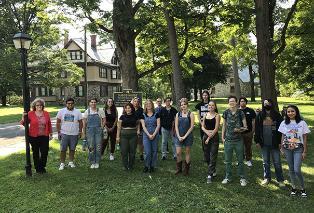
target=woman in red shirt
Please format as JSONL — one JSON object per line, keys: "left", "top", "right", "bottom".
{"left": 21, "top": 98, "right": 52, "bottom": 174}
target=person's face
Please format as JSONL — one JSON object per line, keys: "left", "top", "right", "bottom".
{"left": 165, "top": 99, "right": 171, "bottom": 107}
{"left": 202, "top": 93, "right": 209, "bottom": 101}
{"left": 156, "top": 99, "right": 162, "bottom": 107}
{"left": 89, "top": 100, "right": 97, "bottom": 108}
{"left": 107, "top": 99, "right": 113, "bottom": 107}
{"left": 125, "top": 105, "right": 132, "bottom": 114}
{"left": 239, "top": 99, "right": 247, "bottom": 108}
{"left": 146, "top": 101, "right": 153, "bottom": 110}
{"left": 180, "top": 102, "right": 188, "bottom": 111}
{"left": 133, "top": 99, "right": 139, "bottom": 107}
{"left": 263, "top": 100, "right": 270, "bottom": 107}
{"left": 287, "top": 107, "right": 296, "bottom": 119}
{"left": 35, "top": 102, "right": 43, "bottom": 111}
{"left": 208, "top": 102, "right": 216, "bottom": 112}
{"left": 66, "top": 101, "right": 74, "bottom": 110}
{"left": 228, "top": 98, "right": 237, "bottom": 108}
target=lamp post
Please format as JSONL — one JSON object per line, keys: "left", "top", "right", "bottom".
{"left": 13, "top": 32, "right": 32, "bottom": 177}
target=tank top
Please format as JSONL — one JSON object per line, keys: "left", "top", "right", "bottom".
{"left": 204, "top": 116, "right": 216, "bottom": 130}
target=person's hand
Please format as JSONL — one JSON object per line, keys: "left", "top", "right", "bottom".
{"left": 302, "top": 152, "right": 306, "bottom": 160}
{"left": 137, "top": 130, "right": 140, "bottom": 135}
{"left": 256, "top": 143, "right": 261, "bottom": 149}
{"left": 221, "top": 138, "right": 225, "bottom": 144}
{"left": 205, "top": 138, "right": 210, "bottom": 144}
{"left": 116, "top": 137, "right": 120, "bottom": 143}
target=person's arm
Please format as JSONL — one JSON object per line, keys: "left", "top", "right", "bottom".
{"left": 302, "top": 134, "right": 308, "bottom": 160}
{"left": 255, "top": 114, "right": 261, "bottom": 148}
{"left": 221, "top": 118, "right": 226, "bottom": 144}
{"left": 183, "top": 112, "right": 195, "bottom": 139}
{"left": 116, "top": 120, "right": 122, "bottom": 144}
{"left": 46, "top": 112, "right": 53, "bottom": 139}
{"left": 153, "top": 118, "right": 161, "bottom": 138}
{"left": 211, "top": 114, "right": 220, "bottom": 136}
{"left": 251, "top": 118, "right": 255, "bottom": 133}
{"left": 140, "top": 119, "right": 150, "bottom": 137}
{"left": 56, "top": 118, "right": 62, "bottom": 133}
{"left": 280, "top": 134, "right": 284, "bottom": 152}
{"left": 175, "top": 113, "right": 180, "bottom": 138}
{"left": 78, "top": 119, "right": 83, "bottom": 138}
{"left": 201, "top": 113, "right": 211, "bottom": 137}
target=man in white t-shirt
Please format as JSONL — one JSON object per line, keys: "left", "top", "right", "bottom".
{"left": 56, "top": 98, "right": 83, "bottom": 170}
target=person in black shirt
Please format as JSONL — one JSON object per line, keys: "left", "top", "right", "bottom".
{"left": 160, "top": 97, "right": 178, "bottom": 160}
{"left": 132, "top": 97, "right": 144, "bottom": 161}
{"left": 239, "top": 97, "right": 256, "bottom": 167}
{"left": 195, "top": 90, "right": 210, "bottom": 152}
{"left": 116, "top": 103, "right": 140, "bottom": 170}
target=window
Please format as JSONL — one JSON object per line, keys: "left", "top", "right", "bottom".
{"left": 111, "top": 69, "right": 117, "bottom": 79}
{"left": 230, "top": 78, "right": 234, "bottom": 83}
{"left": 76, "top": 85, "right": 84, "bottom": 97}
{"left": 100, "top": 85, "right": 108, "bottom": 97}
{"left": 111, "top": 56, "right": 118, "bottom": 65}
{"left": 60, "top": 87, "right": 65, "bottom": 96}
{"left": 69, "top": 50, "right": 83, "bottom": 60}
{"left": 99, "top": 67, "right": 107, "bottom": 78}
{"left": 41, "top": 87, "right": 47, "bottom": 96}
{"left": 230, "top": 85, "right": 235, "bottom": 93}
{"left": 61, "top": 71, "right": 67, "bottom": 78}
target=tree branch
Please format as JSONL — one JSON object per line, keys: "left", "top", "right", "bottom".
{"left": 133, "top": 0, "right": 144, "bottom": 15}
{"left": 273, "top": 0, "right": 299, "bottom": 59}
{"left": 86, "top": 14, "right": 113, "bottom": 33}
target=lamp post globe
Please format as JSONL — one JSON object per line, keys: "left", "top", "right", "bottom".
{"left": 13, "top": 32, "right": 32, "bottom": 177}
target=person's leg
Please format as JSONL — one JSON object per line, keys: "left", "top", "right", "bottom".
{"left": 171, "top": 134, "right": 177, "bottom": 159}
{"left": 243, "top": 133, "right": 253, "bottom": 162}
{"left": 137, "top": 132, "right": 144, "bottom": 160}
{"left": 129, "top": 130, "right": 137, "bottom": 169}
{"left": 110, "top": 128, "right": 117, "bottom": 154}
{"left": 261, "top": 146, "right": 271, "bottom": 180}
{"left": 120, "top": 130, "right": 129, "bottom": 169}
{"left": 29, "top": 136, "right": 40, "bottom": 172}
{"left": 175, "top": 145, "right": 183, "bottom": 175}
{"left": 224, "top": 141, "right": 233, "bottom": 180}
{"left": 208, "top": 135, "right": 219, "bottom": 176}
{"left": 152, "top": 136, "right": 158, "bottom": 168}
{"left": 271, "top": 148, "right": 284, "bottom": 182}
{"left": 203, "top": 135, "right": 210, "bottom": 165}
{"left": 95, "top": 128, "right": 102, "bottom": 164}
{"left": 39, "top": 136, "right": 49, "bottom": 171}
{"left": 283, "top": 148, "right": 297, "bottom": 188}
{"left": 68, "top": 135, "right": 78, "bottom": 162}
{"left": 293, "top": 147, "right": 305, "bottom": 189}
{"left": 184, "top": 146, "right": 191, "bottom": 176}
{"left": 161, "top": 128, "right": 169, "bottom": 158}
{"left": 235, "top": 140, "right": 245, "bottom": 178}
{"left": 60, "top": 134, "right": 68, "bottom": 164}
{"left": 87, "top": 128, "right": 95, "bottom": 164}
{"left": 143, "top": 135, "right": 151, "bottom": 168}
{"left": 101, "top": 138, "right": 109, "bottom": 156}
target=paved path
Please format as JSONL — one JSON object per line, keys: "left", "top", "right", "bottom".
{"left": 0, "top": 119, "right": 57, "bottom": 157}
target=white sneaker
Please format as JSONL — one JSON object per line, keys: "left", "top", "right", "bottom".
{"left": 90, "top": 164, "right": 95, "bottom": 169}
{"left": 212, "top": 172, "right": 217, "bottom": 177}
{"left": 68, "top": 161, "right": 76, "bottom": 168}
{"left": 221, "top": 178, "right": 230, "bottom": 184}
{"left": 59, "top": 163, "right": 65, "bottom": 171}
{"left": 261, "top": 179, "right": 270, "bottom": 185}
{"left": 240, "top": 178, "right": 247, "bottom": 187}
{"left": 94, "top": 163, "right": 99, "bottom": 169}
{"left": 109, "top": 154, "right": 114, "bottom": 161}
{"left": 246, "top": 160, "right": 253, "bottom": 167}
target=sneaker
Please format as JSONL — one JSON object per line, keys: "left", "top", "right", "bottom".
{"left": 68, "top": 162, "right": 76, "bottom": 168}
{"left": 59, "top": 163, "right": 65, "bottom": 171}
{"left": 278, "top": 181, "right": 285, "bottom": 187}
{"left": 246, "top": 160, "right": 253, "bottom": 167}
{"left": 221, "top": 178, "right": 230, "bottom": 184}
{"left": 162, "top": 156, "right": 166, "bottom": 160}
{"left": 240, "top": 178, "right": 247, "bottom": 187}
{"left": 207, "top": 175, "right": 212, "bottom": 184}
{"left": 261, "top": 179, "right": 270, "bottom": 185}
{"left": 300, "top": 189, "right": 307, "bottom": 198}
{"left": 90, "top": 164, "right": 95, "bottom": 169}
{"left": 290, "top": 188, "right": 297, "bottom": 196}
{"left": 94, "top": 163, "right": 99, "bottom": 169}
{"left": 109, "top": 154, "right": 114, "bottom": 161}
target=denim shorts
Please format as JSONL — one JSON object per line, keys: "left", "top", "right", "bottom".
{"left": 174, "top": 134, "right": 193, "bottom": 147}
{"left": 60, "top": 134, "right": 79, "bottom": 151}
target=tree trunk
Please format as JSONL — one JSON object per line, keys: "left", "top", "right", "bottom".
{"left": 255, "top": 0, "right": 278, "bottom": 110}
{"left": 113, "top": 0, "right": 138, "bottom": 91}
{"left": 169, "top": 74, "right": 176, "bottom": 105}
{"left": 163, "top": 8, "right": 185, "bottom": 106}
{"left": 230, "top": 37, "right": 241, "bottom": 99}
{"left": 248, "top": 62, "right": 256, "bottom": 102}
{"left": 1, "top": 95, "right": 7, "bottom": 107}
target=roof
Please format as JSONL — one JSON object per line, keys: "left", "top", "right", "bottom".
{"left": 64, "top": 38, "right": 118, "bottom": 67}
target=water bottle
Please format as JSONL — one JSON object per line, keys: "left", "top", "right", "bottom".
{"left": 82, "top": 139, "right": 87, "bottom": 151}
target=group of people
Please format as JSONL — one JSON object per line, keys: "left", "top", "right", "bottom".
{"left": 21, "top": 93, "right": 310, "bottom": 197}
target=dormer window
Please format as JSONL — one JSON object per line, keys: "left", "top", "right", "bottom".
{"left": 111, "top": 69, "right": 117, "bottom": 79}
{"left": 69, "top": 50, "right": 83, "bottom": 60}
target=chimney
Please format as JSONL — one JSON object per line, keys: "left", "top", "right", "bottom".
{"left": 91, "top": 35, "right": 97, "bottom": 49}
{"left": 63, "top": 31, "right": 69, "bottom": 47}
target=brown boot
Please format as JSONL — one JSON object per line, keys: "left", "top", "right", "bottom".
{"left": 183, "top": 161, "right": 190, "bottom": 176}
{"left": 175, "top": 161, "right": 182, "bottom": 175}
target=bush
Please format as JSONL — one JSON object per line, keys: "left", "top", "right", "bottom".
{"left": 8, "top": 95, "right": 23, "bottom": 105}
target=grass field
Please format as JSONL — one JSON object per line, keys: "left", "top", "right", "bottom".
{"left": 0, "top": 97, "right": 313, "bottom": 212}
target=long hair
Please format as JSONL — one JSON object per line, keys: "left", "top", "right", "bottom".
{"left": 105, "top": 98, "right": 117, "bottom": 116}
{"left": 122, "top": 102, "right": 135, "bottom": 115}
{"left": 209, "top": 100, "right": 218, "bottom": 113}
{"left": 285, "top": 105, "right": 302, "bottom": 124}
{"left": 144, "top": 99, "right": 155, "bottom": 114}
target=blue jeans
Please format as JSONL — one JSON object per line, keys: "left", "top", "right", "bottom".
{"left": 143, "top": 135, "right": 159, "bottom": 168}
{"left": 87, "top": 127, "right": 102, "bottom": 164}
{"left": 161, "top": 127, "right": 176, "bottom": 158}
{"left": 261, "top": 146, "right": 284, "bottom": 182}
{"left": 284, "top": 147, "right": 304, "bottom": 189}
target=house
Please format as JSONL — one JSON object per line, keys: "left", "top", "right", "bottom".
{"left": 30, "top": 34, "right": 122, "bottom": 104}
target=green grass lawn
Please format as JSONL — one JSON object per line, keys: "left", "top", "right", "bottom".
{"left": 0, "top": 97, "right": 313, "bottom": 212}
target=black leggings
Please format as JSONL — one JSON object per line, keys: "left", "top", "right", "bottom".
{"left": 202, "top": 133, "right": 219, "bottom": 176}
{"left": 29, "top": 136, "right": 49, "bottom": 172}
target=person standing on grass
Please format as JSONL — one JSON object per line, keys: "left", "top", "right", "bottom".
{"left": 83, "top": 98, "right": 106, "bottom": 169}
{"left": 254, "top": 99, "right": 285, "bottom": 187}
{"left": 174, "top": 98, "right": 195, "bottom": 176}
{"left": 102, "top": 98, "right": 118, "bottom": 161}
{"left": 195, "top": 91, "right": 210, "bottom": 147}
{"left": 140, "top": 99, "right": 161, "bottom": 173}
{"left": 160, "top": 97, "right": 178, "bottom": 160}
{"left": 116, "top": 103, "right": 140, "bottom": 171}
{"left": 132, "top": 97, "right": 144, "bottom": 161}
{"left": 56, "top": 98, "right": 83, "bottom": 171}
{"left": 238, "top": 97, "right": 256, "bottom": 167}
{"left": 221, "top": 96, "right": 248, "bottom": 186}
{"left": 20, "top": 98, "right": 52, "bottom": 174}
{"left": 278, "top": 105, "right": 310, "bottom": 197}
{"left": 201, "top": 100, "right": 220, "bottom": 183}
